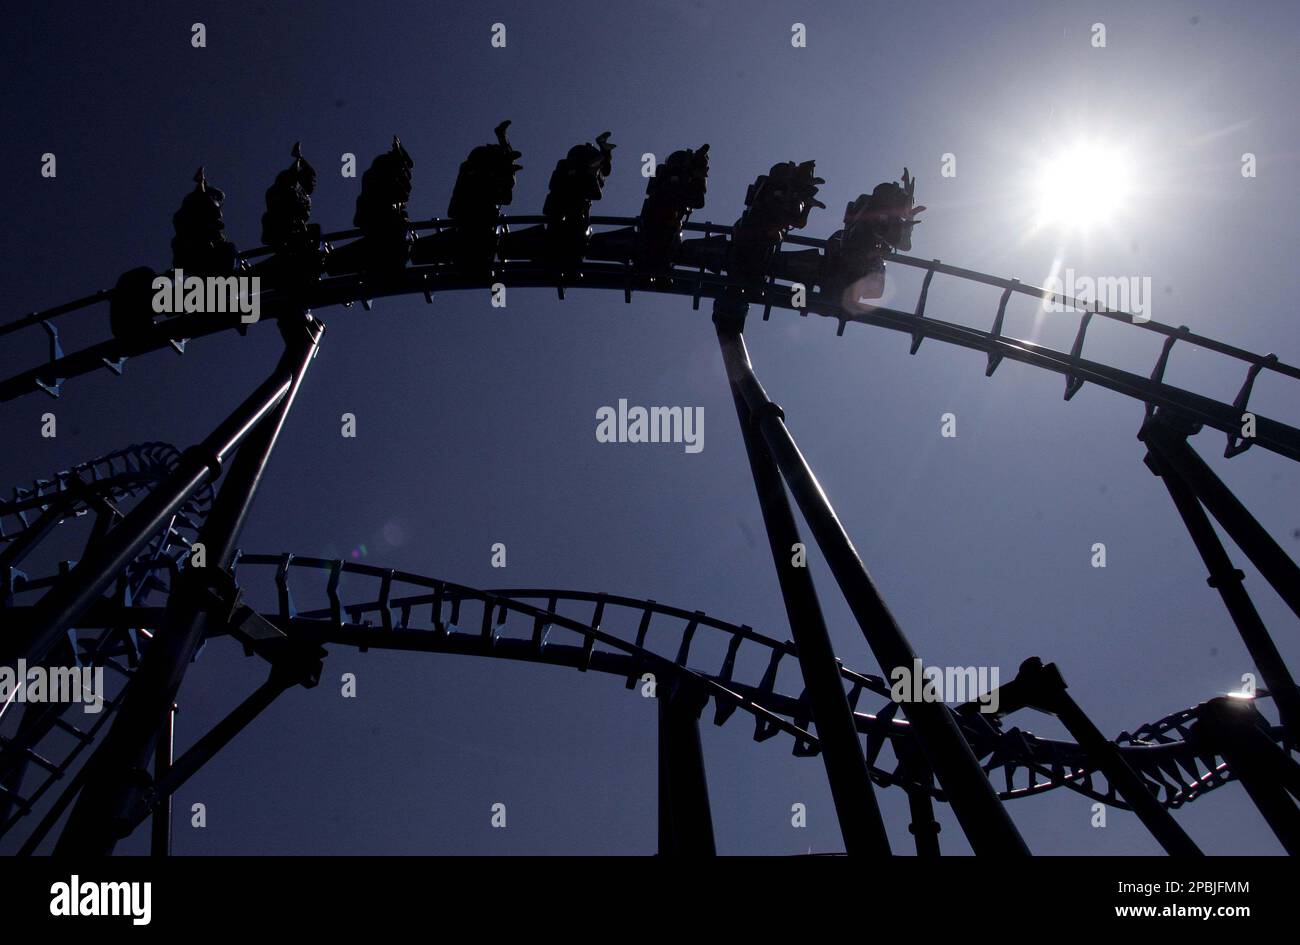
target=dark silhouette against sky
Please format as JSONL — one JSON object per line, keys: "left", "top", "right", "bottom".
{"left": 2, "top": 0, "right": 1298, "bottom": 854}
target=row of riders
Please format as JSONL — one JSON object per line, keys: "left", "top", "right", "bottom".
{"left": 112, "top": 124, "right": 925, "bottom": 339}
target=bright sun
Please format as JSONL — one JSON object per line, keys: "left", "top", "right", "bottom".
{"left": 1033, "top": 142, "right": 1134, "bottom": 230}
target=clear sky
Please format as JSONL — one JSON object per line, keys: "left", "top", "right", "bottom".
{"left": 1, "top": 0, "right": 1298, "bottom": 854}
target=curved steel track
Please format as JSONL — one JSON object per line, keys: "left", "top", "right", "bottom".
{"left": 0, "top": 548, "right": 1271, "bottom": 837}
{"left": 3, "top": 216, "right": 1297, "bottom": 463}
{"left": 1, "top": 195, "right": 1297, "bottom": 855}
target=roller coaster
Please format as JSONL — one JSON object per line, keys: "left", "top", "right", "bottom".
{"left": 1, "top": 129, "right": 1298, "bottom": 856}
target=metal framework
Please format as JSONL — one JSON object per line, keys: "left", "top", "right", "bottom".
{"left": 2, "top": 146, "right": 1299, "bottom": 856}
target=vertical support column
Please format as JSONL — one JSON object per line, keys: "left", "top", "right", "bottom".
{"left": 657, "top": 684, "right": 716, "bottom": 856}
{"left": 56, "top": 314, "right": 323, "bottom": 855}
{"left": 128, "top": 666, "right": 309, "bottom": 837}
{"left": 150, "top": 702, "right": 175, "bottom": 857}
{"left": 904, "top": 788, "right": 941, "bottom": 857}
{"left": 894, "top": 738, "right": 941, "bottom": 856}
{"left": 715, "top": 303, "right": 890, "bottom": 855}
{"left": 715, "top": 311, "right": 1029, "bottom": 857}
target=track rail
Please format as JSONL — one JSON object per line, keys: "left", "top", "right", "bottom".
{"left": 0, "top": 442, "right": 205, "bottom": 541}
{"left": 3, "top": 216, "right": 1296, "bottom": 461}
{"left": 0, "top": 444, "right": 211, "bottom": 837}
{"left": 3, "top": 189, "right": 1296, "bottom": 852}
{"left": 4, "top": 551, "right": 1276, "bottom": 817}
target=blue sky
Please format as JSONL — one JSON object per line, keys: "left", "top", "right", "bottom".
{"left": 1, "top": 0, "right": 1298, "bottom": 854}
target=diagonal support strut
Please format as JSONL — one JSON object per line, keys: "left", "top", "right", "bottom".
{"left": 53, "top": 314, "right": 323, "bottom": 855}
{"left": 716, "top": 306, "right": 891, "bottom": 855}
{"left": 714, "top": 298, "right": 1029, "bottom": 857}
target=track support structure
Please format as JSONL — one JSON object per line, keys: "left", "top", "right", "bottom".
{"left": 0, "top": 326, "right": 315, "bottom": 674}
{"left": 714, "top": 297, "right": 1029, "bottom": 857}
{"left": 149, "top": 702, "right": 175, "bottom": 857}
{"left": 977, "top": 657, "right": 1203, "bottom": 856}
{"left": 657, "top": 683, "right": 716, "bottom": 856}
{"left": 1143, "top": 412, "right": 1300, "bottom": 622}
{"left": 716, "top": 307, "right": 892, "bottom": 856}
{"left": 1142, "top": 410, "right": 1300, "bottom": 741}
{"left": 54, "top": 313, "right": 323, "bottom": 855}
{"left": 1194, "top": 696, "right": 1300, "bottom": 854}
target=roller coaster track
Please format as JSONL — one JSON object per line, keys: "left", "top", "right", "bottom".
{"left": 0, "top": 444, "right": 211, "bottom": 836}
{"left": 1, "top": 442, "right": 211, "bottom": 545}
{"left": 2, "top": 216, "right": 1298, "bottom": 464}
{"left": 0, "top": 442, "right": 213, "bottom": 612}
{"left": 0, "top": 549, "right": 1276, "bottom": 848}
{"left": 2, "top": 193, "right": 1298, "bottom": 856}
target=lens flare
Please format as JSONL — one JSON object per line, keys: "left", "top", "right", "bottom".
{"left": 1033, "top": 142, "right": 1134, "bottom": 230}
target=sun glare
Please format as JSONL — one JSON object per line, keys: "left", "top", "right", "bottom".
{"left": 1033, "top": 142, "right": 1134, "bottom": 230}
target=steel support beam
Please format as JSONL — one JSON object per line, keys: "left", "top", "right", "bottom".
{"left": 1050, "top": 689, "right": 1202, "bottom": 856}
{"left": 151, "top": 670, "right": 297, "bottom": 804}
{"left": 54, "top": 314, "right": 322, "bottom": 855}
{"left": 0, "top": 494, "right": 74, "bottom": 574}
{"left": 1144, "top": 417, "right": 1300, "bottom": 622}
{"left": 995, "top": 658, "right": 1203, "bottom": 856}
{"left": 0, "top": 675, "right": 69, "bottom": 825}
{"left": 16, "top": 750, "right": 94, "bottom": 855}
{"left": 149, "top": 702, "right": 175, "bottom": 857}
{"left": 715, "top": 312, "right": 891, "bottom": 856}
{"left": 657, "top": 684, "right": 716, "bottom": 856}
{"left": 0, "top": 338, "right": 308, "bottom": 674}
{"left": 894, "top": 738, "right": 941, "bottom": 856}
{"left": 103, "top": 667, "right": 305, "bottom": 842}
{"left": 904, "top": 787, "right": 941, "bottom": 857}
{"left": 714, "top": 299, "right": 1028, "bottom": 857}
{"left": 1195, "top": 696, "right": 1300, "bottom": 855}
{"left": 17, "top": 664, "right": 303, "bottom": 854}
{"left": 1143, "top": 418, "right": 1300, "bottom": 740}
